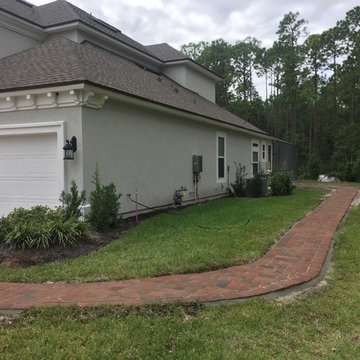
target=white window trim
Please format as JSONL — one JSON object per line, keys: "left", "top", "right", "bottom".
{"left": 216, "top": 132, "right": 226, "bottom": 183}
{"left": 0, "top": 121, "right": 65, "bottom": 199}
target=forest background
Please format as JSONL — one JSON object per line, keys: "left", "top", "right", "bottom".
{"left": 181, "top": 7, "right": 360, "bottom": 180}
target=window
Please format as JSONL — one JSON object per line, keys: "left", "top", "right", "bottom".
{"left": 217, "top": 133, "right": 226, "bottom": 181}
{"left": 252, "top": 141, "right": 259, "bottom": 175}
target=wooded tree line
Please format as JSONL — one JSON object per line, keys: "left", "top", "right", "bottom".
{"left": 181, "top": 7, "right": 360, "bottom": 180}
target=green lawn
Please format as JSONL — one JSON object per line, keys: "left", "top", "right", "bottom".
{"left": 1, "top": 197, "right": 359, "bottom": 359}
{"left": 0, "top": 188, "right": 325, "bottom": 283}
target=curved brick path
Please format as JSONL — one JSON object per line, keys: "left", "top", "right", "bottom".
{"left": 0, "top": 186, "right": 357, "bottom": 310}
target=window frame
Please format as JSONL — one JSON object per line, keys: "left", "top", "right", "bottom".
{"left": 216, "top": 132, "right": 226, "bottom": 183}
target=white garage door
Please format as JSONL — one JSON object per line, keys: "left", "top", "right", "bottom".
{"left": 0, "top": 133, "right": 61, "bottom": 217}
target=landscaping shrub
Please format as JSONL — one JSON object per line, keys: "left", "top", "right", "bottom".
{"left": 230, "top": 162, "right": 247, "bottom": 196}
{"left": 271, "top": 172, "right": 295, "bottom": 196}
{"left": 59, "top": 180, "right": 86, "bottom": 220}
{"left": 0, "top": 206, "right": 91, "bottom": 250}
{"left": 88, "top": 166, "right": 121, "bottom": 230}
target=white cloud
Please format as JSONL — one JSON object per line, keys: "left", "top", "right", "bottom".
{"left": 29, "top": 0, "right": 359, "bottom": 98}
{"left": 30, "top": 0, "right": 358, "bottom": 49}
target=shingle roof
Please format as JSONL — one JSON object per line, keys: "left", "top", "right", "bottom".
{"left": 145, "top": 43, "right": 188, "bottom": 62}
{"left": 0, "top": 37, "right": 265, "bottom": 134}
{"left": 0, "top": 0, "right": 155, "bottom": 58}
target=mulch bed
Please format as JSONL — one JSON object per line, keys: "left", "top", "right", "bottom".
{"left": 0, "top": 212, "right": 154, "bottom": 269}
{"left": 0, "top": 201, "right": 205, "bottom": 269}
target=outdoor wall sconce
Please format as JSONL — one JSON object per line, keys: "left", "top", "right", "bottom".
{"left": 63, "top": 136, "right": 77, "bottom": 160}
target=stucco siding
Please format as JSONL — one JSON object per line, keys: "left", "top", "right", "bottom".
{"left": 162, "top": 64, "right": 216, "bottom": 103}
{"left": 162, "top": 64, "right": 187, "bottom": 90}
{"left": 0, "top": 25, "right": 40, "bottom": 59}
{"left": 82, "top": 100, "right": 268, "bottom": 214}
{"left": 185, "top": 66, "right": 216, "bottom": 103}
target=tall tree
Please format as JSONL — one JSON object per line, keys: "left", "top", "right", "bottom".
{"left": 276, "top": 12, "right": 307, "bottom": 144}
{"left": 302, "top": 34, "right": 327, "bottom": 158}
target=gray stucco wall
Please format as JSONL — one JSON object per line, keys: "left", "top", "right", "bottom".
{"left": 0, "top": 106, "right": 83, "bottom": 193}
{"left": 0, "top": 25, "right": 40, "bottom": 59}
{"left": 82, "top": 99, "right": 271, "bottom": 214}
{"left": 185, "top": 66, "right": 216, "bottom": 103}
{"left": 162, "top": 64, "right": 216, "bottom": 103}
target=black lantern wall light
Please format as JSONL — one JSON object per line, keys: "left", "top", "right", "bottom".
{"left": 63, "top": 136, "right": 77, "bottom": 160}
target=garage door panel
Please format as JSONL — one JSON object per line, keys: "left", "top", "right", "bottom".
{"left": 0, "top": 133, "right": 62, "bottom": 217}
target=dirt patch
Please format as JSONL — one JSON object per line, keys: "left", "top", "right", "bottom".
{"left": 0, "top": 210, "right": 162, "bottom": 269}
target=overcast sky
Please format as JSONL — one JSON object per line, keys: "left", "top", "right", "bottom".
{"left": 31, "top": 0, "right": 358, "bottom": 49}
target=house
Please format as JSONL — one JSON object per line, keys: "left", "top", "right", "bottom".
{"left": 0, "top": 0, "right": 275, "bottom": 217}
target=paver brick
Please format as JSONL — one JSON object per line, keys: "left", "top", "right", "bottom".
{"left": 0, "top": 185, "right": 357, "bottom": 309}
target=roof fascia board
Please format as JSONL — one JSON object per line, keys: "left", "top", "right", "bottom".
{"left": 0, "top": 10, "right": 45, "bottom": 41}
{"left": 82, "top": 83, "right": 274, "bottom": 140}
{"left": 0, "top": 82, "right": 273, "bottom": 139}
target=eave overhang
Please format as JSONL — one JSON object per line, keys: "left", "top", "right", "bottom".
{"left": 0, "top": 82, "right": 274, "bottom": 140}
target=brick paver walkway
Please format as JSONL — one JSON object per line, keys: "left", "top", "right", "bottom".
{"left": 0, "top": 186, "right": 357, "bottom": 310}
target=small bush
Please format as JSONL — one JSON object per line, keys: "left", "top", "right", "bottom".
{"left": 59, "top": 180, "right": 86, "bottom": 220}
{"left": 230, "top": 162, "right": 247, "bottom": 196}
{"left": 0, "top": 206, "right": 91, "bottom": 250}
{"left": 88, "top": 166, "right": 121, "bottom": 230}
{"left": 271, "top": 172, "right": 295, "bottom": 196}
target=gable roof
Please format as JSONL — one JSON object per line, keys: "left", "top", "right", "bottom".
{"left": 0, "top": 37, "right": 266, "bottom": 135}
{"left": 0, "top": 0, "right": 221, "bottom": 80}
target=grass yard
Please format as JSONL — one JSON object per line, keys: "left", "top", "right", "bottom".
{"left": 1, "top": 195, "right": 359, "bottom": 359}
{"left": 0, "top": 188, "right": 325, "bottom": 283}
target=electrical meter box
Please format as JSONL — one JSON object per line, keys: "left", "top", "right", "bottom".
{"left": 192, "top": 155, "right": 203, "bottom": 173}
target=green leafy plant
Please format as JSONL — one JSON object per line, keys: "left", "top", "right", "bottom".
{"left": 230, "top": 162, "right": 247, "bottom": 196}
{"left": 270, "top": 172, "right": 295, "bottom": 196}
{"left": 88, "top": 166, "right": 121, "bottom": 230}
{"left": 0, "top": 206, "right": 91, "bottom": 250}
{"left": 59, "top": 180, "right": 86, "bottom": 220}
